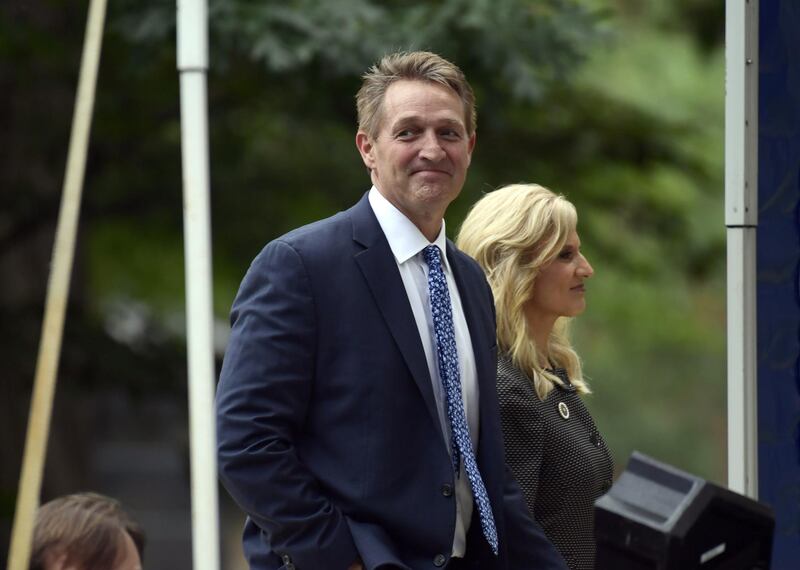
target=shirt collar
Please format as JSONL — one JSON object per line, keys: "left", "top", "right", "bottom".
{"left": 368, "top": 186, "right": 451, "bottom": 271}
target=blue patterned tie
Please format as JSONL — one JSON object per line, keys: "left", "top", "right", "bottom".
{"left": 423, "top": 245, "right": 499, "bottom": 556}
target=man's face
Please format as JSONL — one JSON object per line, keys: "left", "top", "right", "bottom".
{"left": 356, "top": 80, "right": 476, "bottom": 237}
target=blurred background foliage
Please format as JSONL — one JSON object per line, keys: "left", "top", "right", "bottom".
{"left": 1, "top": 0, "right": 725, "bottom": 566}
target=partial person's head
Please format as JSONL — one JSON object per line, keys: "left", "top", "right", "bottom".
{"left": 31, "top": 493, "right": 144, "bottom": 570}
{"left": 355, "top": 51, "right": 477, "bottom": 240}
{"left": 457, "top": 183, "right": 593, "bottom": 398}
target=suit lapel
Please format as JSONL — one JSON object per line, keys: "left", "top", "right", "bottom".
{"left": 449, "top": 244, "right": 509, "bottom": 509}
{"left": 447, "top": 242, "right": 496, "bottom": 445}
{"left": 349, "top": 195, "right": 442, "bottom": 432}
{"left": 448, "top": 241, "right": 493, "bottom": 387}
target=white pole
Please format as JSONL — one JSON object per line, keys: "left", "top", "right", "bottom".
{"left": 6, "top": 0, "right": 108, "bottom": 568}
{"left": 177, "top": 1, "right": 221, "bottom": 568}
{"left": 725, "top": 0, "right": 759, "bottom": 498}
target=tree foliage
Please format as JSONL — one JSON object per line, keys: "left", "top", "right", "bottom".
{"left": 120, "top": 0, "right": 601, "bottom": 98}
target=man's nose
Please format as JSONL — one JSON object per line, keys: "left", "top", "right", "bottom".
{"left": 418, "top": 131, "right": 445, "bottom": 161}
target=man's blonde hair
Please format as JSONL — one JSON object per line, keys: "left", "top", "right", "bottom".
{"left": 356, "top": 51, "right": 476, "bottom": 139}
{"left": 457, "top": 183, "right": 589, "bottom": 399}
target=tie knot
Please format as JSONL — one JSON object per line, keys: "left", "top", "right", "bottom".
{"left": 423, "top": 245, "right": 442, "bottom": 268}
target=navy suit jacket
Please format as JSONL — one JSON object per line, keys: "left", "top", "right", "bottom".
{"left": 216, "top": 193, "right": 566, "bottom": 570}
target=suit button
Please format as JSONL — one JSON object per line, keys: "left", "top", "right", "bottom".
{"left": 433, "top": 554, "right": 447, "bottom": 566}
{"left": 441, "top": 483, "right": 453, "bottom": 497}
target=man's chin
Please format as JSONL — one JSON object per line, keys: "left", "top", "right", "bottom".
{"left": 413, "top": 182, "right": 458, "bottom": 200}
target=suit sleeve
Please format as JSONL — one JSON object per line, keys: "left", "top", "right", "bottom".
{"left": 216, "top": 239, "right": 358, "bottom": 569}
{"left": 502, "top": 467, "right": 567, "bottom": 569}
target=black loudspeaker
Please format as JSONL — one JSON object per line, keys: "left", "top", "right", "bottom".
{"left": 594, "top": 451, "right": 774, "bottom": 570}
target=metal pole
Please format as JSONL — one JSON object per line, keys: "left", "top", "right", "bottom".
{"left": 725, "top": 0, "right": 759, "bottom": 498}
{"left": 6, "top": 0, "right": 108, "bottom": 568}
{"left": 177, "top": 1, "right": 221, "bottom": 568}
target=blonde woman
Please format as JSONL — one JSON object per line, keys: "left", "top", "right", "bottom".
{"left": 457, "top": 183, "right": 613, "bottom": 570}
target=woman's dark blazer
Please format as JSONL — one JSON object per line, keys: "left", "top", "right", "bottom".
{"left": 497, "top": 354, "right": 613, "bottom": 570}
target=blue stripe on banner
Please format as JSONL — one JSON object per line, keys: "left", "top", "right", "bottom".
{"left": 757, "top": 1, "right": 800, "bottom": 568}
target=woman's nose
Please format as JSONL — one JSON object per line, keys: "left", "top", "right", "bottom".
{"left": 578, "top": 255, "right": 594, "bottom": 278}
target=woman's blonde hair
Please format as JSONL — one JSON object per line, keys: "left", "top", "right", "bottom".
{"left": 456, "top": 183, "right": 589, "bottom": 399}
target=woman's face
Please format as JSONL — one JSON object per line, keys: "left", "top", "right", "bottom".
{"left": 525, "top": 230, "right": 594, "bottom": 323}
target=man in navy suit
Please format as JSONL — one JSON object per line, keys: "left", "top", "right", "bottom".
{"left": 216, "top": 51, "right": 566, "bottom": 570}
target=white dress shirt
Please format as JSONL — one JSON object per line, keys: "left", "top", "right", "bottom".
{"left": 368, "top": 187, "right": 479, "bottom": 557}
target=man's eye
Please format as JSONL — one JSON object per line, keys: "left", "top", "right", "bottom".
{"left": 396, "top": 129, "right": 416, "bottom": 138}
{"left": 559, "top": 250, "right": 574, "bottom": 260}
{"left": 441, "top": 129, "right": 462, "bottom": 139}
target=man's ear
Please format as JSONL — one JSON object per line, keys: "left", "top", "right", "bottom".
{"left": 355, "top": 131, "right": 375, "bottom": 170}
{"left": 466, "top": 132, "right": 476, "bottom": 166}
